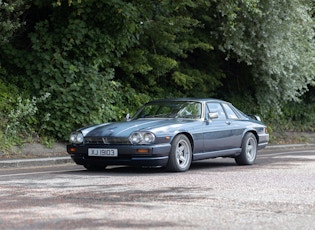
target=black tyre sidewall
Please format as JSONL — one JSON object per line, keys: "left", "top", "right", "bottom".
{"left": 235, "top": 132, "right": 257, "bottom": 165}
{"left": 167, "top": 134, "right": 192, "bottom": 172}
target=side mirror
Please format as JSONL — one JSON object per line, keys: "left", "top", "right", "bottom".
{"left": 125, "top": 113, "right": 131, "bottom": 121}
{"left": 208, "top": 112, "right": 219, "bottom": 120}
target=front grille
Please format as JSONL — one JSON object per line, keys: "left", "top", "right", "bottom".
{"left": 84, "top": 137, "right": 130, "bottom": 145}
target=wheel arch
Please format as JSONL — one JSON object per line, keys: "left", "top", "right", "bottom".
{"left": 236, "top": 130, "right": 259, "bottom": 165}
{"left": 243, "top": 130, "right": 259, "bottom": 144}
{"left": 171, "top": 132, "right": 194, "bottom": 151}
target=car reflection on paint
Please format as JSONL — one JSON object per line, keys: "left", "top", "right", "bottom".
{"left": 67, "top": 98, "right": 269, "bottom": 172}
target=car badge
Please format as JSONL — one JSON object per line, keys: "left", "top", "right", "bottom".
{"left": 102, "top": 137, "right": 109, "bottom": 144}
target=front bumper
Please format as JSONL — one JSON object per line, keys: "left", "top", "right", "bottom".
{"left": 67, "top": 143, "right": 171, "bottom": 167}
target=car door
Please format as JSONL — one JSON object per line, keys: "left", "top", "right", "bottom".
{"left": 221, "top": 103, "right": 244, "bottom": 148}
{"left": 203, "top": 102, "right": 231, "bottom": 152}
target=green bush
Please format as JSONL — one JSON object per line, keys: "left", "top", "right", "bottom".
{"left": 272, "top": 102, "right": 315, "bottom": 132}
{"left": 227, "top": 93, "right": 315, "bottom": 143}
{"left": 0, "top": 1, "right": 143, "bottom": 140}
{"left": 6, "top": 93, "right": 51, "bottom": 137}
{"left": 0, "top": 79, "right": 53, "bottom": 153}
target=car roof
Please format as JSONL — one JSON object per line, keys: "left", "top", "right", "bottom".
{"left": 148, "top": 98, "right": 227, "bottom": 103}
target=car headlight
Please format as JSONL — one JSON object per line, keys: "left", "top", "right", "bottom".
{"left": 69, "top": 131, "right": 84, "bottom": 144}
{"left": 129, "top": 132, "right": 155, "bottom": 144}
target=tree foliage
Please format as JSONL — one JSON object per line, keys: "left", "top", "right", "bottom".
{"left": 116, "top": 0, "right": 223, "bottom": 99}
{"left": 0, "top": 0, "right": 28, "bottom": 45}
{"left": 217, "top": 0, "right": 315, "bottom": 112}
{"left": 1, "top": 0, "right": 142, "bottom": 138}
{"left": 0, "top": 0, "right": 315, "bottom": 142}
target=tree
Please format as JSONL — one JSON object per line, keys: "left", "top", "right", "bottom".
{"left": 217, "top": 0, "right": 315, "bottom": 112}
{"left": 0, "top": 0, "right": 28, "bottom": 45}
{"left": 1, "top": 0, "right": 315, "bottom": 141}
{"left": 116, "top": 0, "right": 224, "bottom": 99}
{"left": 1, "top": 0, "right": 142, "bottom": 138}
{"left": 0, "top": 0, "right": 29, "bottom": 78}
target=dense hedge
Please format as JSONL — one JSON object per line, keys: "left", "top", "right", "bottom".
{"left": 0, "top": 0, "right": 315, "bottom": 150}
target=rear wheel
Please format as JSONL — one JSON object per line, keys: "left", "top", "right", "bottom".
{"left": 83, "top": 164, "right": 107, "bottom": 171}
{"left": 235, "top": 133, "right": 257, "bottom": 165}
{"left": 167, "top": 134, "right": 192, "bottom": 172}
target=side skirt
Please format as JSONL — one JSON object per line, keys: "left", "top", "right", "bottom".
{"left": 193, "top": 148, "right": 241, "bottom": 161}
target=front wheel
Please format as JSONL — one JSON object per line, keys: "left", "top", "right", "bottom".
{"left": 235, "top": 133, "right": 257, "bottom": 165}
{"left": 166, "top": 134, "right": 192, "bottom": 172}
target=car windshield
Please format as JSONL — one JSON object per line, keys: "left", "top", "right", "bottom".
{"left": 133, "top": 101, "right": 202, "bottom": 119}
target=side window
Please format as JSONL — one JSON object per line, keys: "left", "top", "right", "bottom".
{"left": 206, "top": 103, "right": 226, "bottom": 120}
{"left": 222, "top": 103, "right": 239, "bottom": 119}
{"left": 177, "top": 102, "right": 201, "bottom": 119}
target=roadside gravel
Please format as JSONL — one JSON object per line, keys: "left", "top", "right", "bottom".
{"left": 0, "top": 142, "right": 68, "bottom": 159}
{"left": 0, "top": 142, "right": 71, "bottom": 168}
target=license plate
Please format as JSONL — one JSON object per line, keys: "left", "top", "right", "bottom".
{"left": 88, "top": 148, "right": 118, "bottom": 157}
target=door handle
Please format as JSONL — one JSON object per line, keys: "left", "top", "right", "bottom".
{"left": 226, "top": 121, "right": 231, "bottom": 125}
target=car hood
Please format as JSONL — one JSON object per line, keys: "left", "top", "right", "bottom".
{"left": 79, "top": 118, "right": 199, "bottom": 137}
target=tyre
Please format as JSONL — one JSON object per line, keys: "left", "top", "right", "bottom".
{"left": 235, "top": 132, "right": 257, "bottom": 165}
{"left": 83, "top": 164, "right": 107, "bottom": 171}
{"left": 167, "top": 134, "right": 192, "bottom": 172}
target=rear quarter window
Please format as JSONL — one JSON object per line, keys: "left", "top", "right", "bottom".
{"left": 222, "top": 103, "right": 239, "bottom": 119}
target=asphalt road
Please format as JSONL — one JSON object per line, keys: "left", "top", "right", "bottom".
{"left": 0, "top": 148, "right": 315, "bottom": 230}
